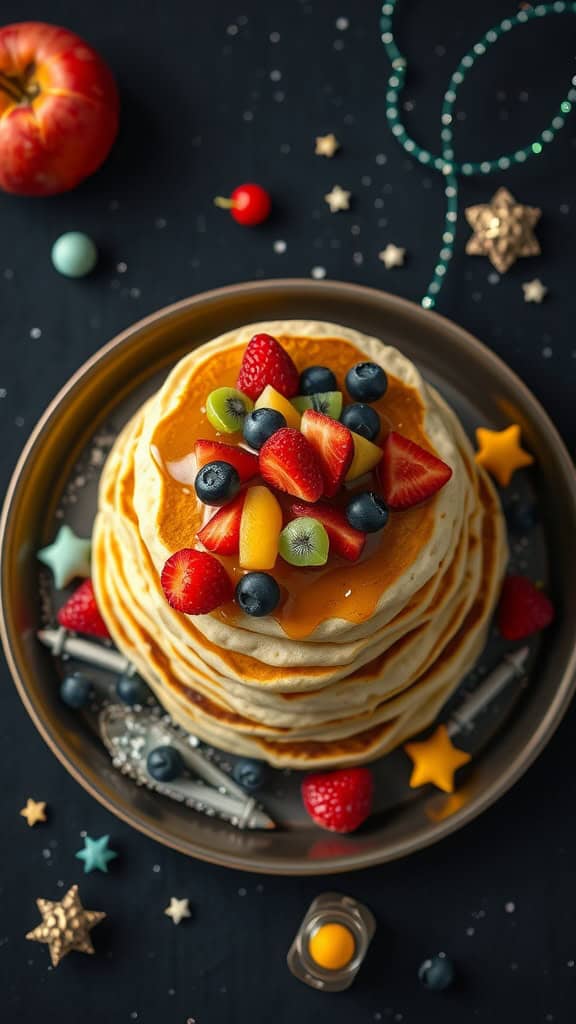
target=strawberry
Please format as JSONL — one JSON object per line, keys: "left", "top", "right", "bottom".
{"left": 378, "top": 431, "right": 453, "bottom": 509}
{"left": 259, "top": 427, "right": 323, "bottom": 503}
{"left": 300, "top": 409, "right": 354, "bottom": 497}
{"left": 236, "top": 333, "right": 299, "bottom": 401}
{"left": 160, "top": 549, "right": 233, "bottom": 614}
{"left": 194, "top": 440, "right": 259, "bottom": 483}
{"left": 291, "top": 501, "right": 365, "bottom": 561}
{"left": 497, "top": 575, "right": 555, "bottom": 641}
{"left": 57, "top": 579, "right": 110, "bottom": 639}
{"left": 197, "top": 492, "right": 246, "bottom": 555}
{"left": 301, "top": 767, "right": 374, "bottom": 833}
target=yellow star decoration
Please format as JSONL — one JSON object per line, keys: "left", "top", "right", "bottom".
{"left": 474, "top": 424, "right": 534, "bottom": 487}
{"left": 26, "top": 884, "right": 106, "bottom": 967}
{"left": 404, "top": 724, "right": 471, "bottom": 794}
{"left": 465, "top": 187, "right": 541, "bottom": 274}
{"left": 20, "top": 799, "right": 47, "bottom": 827}
{"left": 315, "top": 133, "right": 339, "bottom": 157}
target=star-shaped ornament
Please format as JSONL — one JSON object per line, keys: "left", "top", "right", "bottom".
{"left": 75, "top": 834, "right": 118, "bottom": 874}
{"left": 465, "top": 187, "right": 541, "bottom": 273}
{"left": 315, "top": 133, "right": 340, "bottom": 158}
{"left": 404, "top": 724, "right": 471, "bottom": 794}
{"left": 522, "top": 278, "right": 547, "bottom": 304}
{"left": 475, "top": 424, "right": 534, "bottom": 487}
{"left": 37, "top": 525, "right": 91, "bottom": 589}
{"left": 379, "top": 243, "right": 406, "bottom": 269}
{"left": 164, "top": 897, "right": 191, "bottom": 925}
{"left": 26, "top": 884, "right": 105, "bottom": 967}
{"left": 324, "top": 185, "right": 350, "bottom": 212}
{"left": 20, "top": 799, "right": 47, "bottom": 827}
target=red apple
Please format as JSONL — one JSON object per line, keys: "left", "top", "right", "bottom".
{"left": 0, "top": 21, "right": 119, "bottom": 196}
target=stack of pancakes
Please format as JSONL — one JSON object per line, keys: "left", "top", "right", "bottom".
{"left": 93, "top": 321, "right": 508, "bottom": 768}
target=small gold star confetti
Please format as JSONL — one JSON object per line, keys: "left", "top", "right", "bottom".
{"left": 522, "top": 278, "right": 548, "bottom": 303}
{"left": 465, "top": 187, "right": 541, "bottom": 273}
{"left": 475, "top": 424, "right": 534, "bottom": 487}
{"left": 378, "top": 243, "right": 406, "bottom": 269}
{"left": 26, "top": 884, "right": 105, "bottom": 967}
{"left": 324, "top": 185, "right": 351, "bottom": 212}
{"left": 404, "top": 725, "right": 471, "bottom": 793}
{"left": 315, "top": 133, "right": 340, "bottom": 158}
{"left": 164, "top": 897, "right": 191, "bottom": 925}
{"left": 20, "top": 798, "right": 47, "bottom": 827}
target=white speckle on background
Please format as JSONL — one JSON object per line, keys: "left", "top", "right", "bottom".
{"left": 226, "top": 24, "right": 238, "bottom": 36}
{"left": 270, "top": 69, "right": 282, "bottom": 81}
{"left": 311, "top": 266, "right": 326, "bottom": 279}
{"left": 353, "top": 252, "right": 364, "bottom": 265}
{"left": 488, "top": 272, "right": 500, "bottom": 285}
{"left": 505, "top": 901, "right": 516, "bottom": 913}
{"left": 238, "top": 887, "right": 247, "bottom": 896}
{"left": 152, "top": 864, "right": 161, "bottom": 874}
{"left": 336, "top": 16, "right": 349, "bottom": 30}
{"left": 273, "top": 240, "right": 287, "bottom": 254}
{"left": 567, "top": 960, "right": 575, "bottom": 968}
{"left": 243, "top": 110, "right": 254, "bottom": 121}
{"left": 0, "top": 388, "right": 7, "bottom": 398}
{"left": 376, "top": 153, "right": 387, "bottom": 166}
{"left": 270, "top": 31, "right": 280, "bottom": 43}
{"left": 155, "top": 217, "right": 167, "bottom": 229}
{"left": 351, "top": 224, "right": 361, "bottom": 236}
{"left": 117, "top": 261, "right": 128, "bottom": 273}
{"left": 466, "top": 926, "right": 475, "bottom": 936}
{"left": 3, "top": 268, "right": 14, "bottom": 279}
{"left": 361, "top": 175, "right": 372, "bottom": 187}
{"left": 280, "top": 142, "right": 291, "bottom": 154}
{"left": 560, "top": 203, "right": 570, "bottom": 214}
{"left": 273, "top": 90, "right": 285, "bottom": 103}
{"left": 333, "top": 39, "right": 345, "bottom": 51}
{"left": 542, "top": 346, "right": 553, "bottom": 358}
{"left": 14, "top": 416, "right": 24, "bottom": 428}
{"left": 435, "top": 44, "right": 446, "bottom": 56}
{"left": 29, "top": 328, "right": 42, "bottom": 339}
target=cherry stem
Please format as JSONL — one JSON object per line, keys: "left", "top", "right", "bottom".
{"left": 213, "top": 196, "right": 237, "bottom": 209}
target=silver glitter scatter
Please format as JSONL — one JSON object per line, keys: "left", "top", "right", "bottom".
{"left": 29, "top": 327, "right": 42, "bottom": 339}
{"left": 0, "top": 388, "right": 7, "bottom": 398}
{"left": 280, "top": 142, "right": 291, "bottom": 154}
{"left": 383, "top": 183, "right": 393, "bottom": 194}
{"left": 374, "top": 197, "right": 385, "bottom": 209}
{"left": 80, "top": 830, "right": 87, "bottom": 838}
{"left": 456, "top": 110, "right": 467, "bottom": 121}
{"left": 42, "top": 849, "right": 51, "bottom": 860}
{"left": 560, "top": 203, "right": 570, "bottom": 214}
{"left": 435, "top": 44, "right": 446, "bottom": 56}
{"left": 466, "top": 926, "right": 475, "bottom": 936}
{"left": 510, "top": 961, "right": 519, "bottom": 970}
{"left": 336, "top": 16, "right": 349, "bottom": 30}
{"left": 152, "top": 864, "right": 161, "bottom": 874}
{"left": 168, "top": 988, "right": 176, "bottom": 996}
{"left": 422, "top": 177, "right": 433, "bottom": 189}
{"left": 505, "top": 901, "right": 516, "bottom": 913}
{"left": 117, "top": 261, "right": 128, "bottom": 273}
{"left": 343, "top": 113, "right": 355, "bottom": 126}
{"left": 57, "top": 879, "right": 65, "bottom": 888}
{"left": 273, "top": 90, "right": 285, "bottom": 103}
{"left": 403, "top": 99, "right": 414, "bottom": 112}
{"left": 226, "top": 24, "right": 238, "bottom": 36}
{"left": 333, "top": 39, "right": 345, "bottom": 51}
{"left": 567, "top": 960, "right": 575, "bottom": 968}
{"left": 237, "top": 15, "right": 248, "bottom": 25}
{"left": 273, "top": 240, "right": 287, "bottom": 254}
{"left": 542, "top": 347, "right": 553, "bottom": 358}
{"left": 90, "top": 316, "right": 101, "bottom": 329}
{"left": 374, "top": 1015, "right": 383, "bottom": 1022}
{"left": 377, "top": 217, "right": 389, "bottom": 228}
{"left": 361, "top": 175, "right": 372, "bottom": 186}
{"left": 256, "top": 883, "right": 264, "bottom": 893}
{"left": 110, "top": 278, "right": 121, "bottom": 290}
{"left": 519, "top": 90, "right": 529, "bottom": 102}
{"left": 375, "top": 153, "right": 387, "bottom": 165}
{"left": 330, "top": 239, "right": 341, "bottom": 249}
{"left": 108, "top": 199, "right": 120, "bottom": 211}
{"left": 238, "top": 887, "right": 247, "bottom": 897}
{"left": 155, "top": 217, "right": 167, "bottom": 229}
{"left": 311, "top": 266, "right": 326, "bottom": 279}
{"left": 243, "top": 111, "right": 254, "bottom": 122}
{"left": 353, "top": 252, "right": 364, "bottom": 265}
{"left": 351, "top": 224, "right": 361, "bottom": 236}
{"left": 3, "top": 268, "right": 14, "bottom": 279}
{"left": 269, "top": 31, "right": 280, "bottom": 43}
{"left": 130, "top": 287, "right": 141, "bottom": 299}
{"left": 14, "top": 416, "right": 24, "bottom": 428}
{"left": 270, "top": 69, "right": 282, "bottom": 81}
{"left": 472, "top": 291, "right": 483, "bottom": 302}
{"left": 488, "top": 272, "right": 500, "bottom": 285}
{"left": 497, "top": 90, "right": 507, "bottom": 101}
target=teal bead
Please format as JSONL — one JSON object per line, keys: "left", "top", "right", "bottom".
{"left": 51, "top": 231, "right": 98, "bottom": 278}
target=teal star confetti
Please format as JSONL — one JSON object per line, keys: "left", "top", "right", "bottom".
{"left": 37, "top": 525, "right": 92, "bottom": 589}
{"left": 75, "top": 834, "right": 118, "bottom": 874}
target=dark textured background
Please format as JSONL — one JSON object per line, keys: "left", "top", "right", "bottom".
{"left": 1, "top": 2, "right": 575, "bottom": 1021}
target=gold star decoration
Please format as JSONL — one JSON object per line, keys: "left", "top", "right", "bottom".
{"left": 315, "top": 133, "right": 340, "bottom": 158}
{"left": 522, "top": 278, "right": 548, "bottom": 304}
{"left": 20, "top": 799, "right": 47, "bottom": 827}
{"left": 404, "top": 724, "right": 471, "bottom": 794}
{"left": 465, "top": 187, "right": 541, "bottom": 273}
{"left": 164, "top": 897, "right": 191, "bottom": 925}
{"left": 324, "top": 185, "right": 351, "bottom": 213}
{"left": 475, "top": 424, "right": 534, "bottom": 487}
{"left": 26, "top": 884, "right": 106, "bottom": 967}
{"left": 378, "top": 243, "right": 406, "bottom": 269}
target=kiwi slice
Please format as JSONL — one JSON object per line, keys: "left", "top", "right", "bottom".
{"left": 279, "top": 517, "right": 329, "bottom": 567}
{"left": 206, "top": 387, "right": 253, "bottom": 433}
{"left": 291, "top": 391, "right": 343, "bottom": 419}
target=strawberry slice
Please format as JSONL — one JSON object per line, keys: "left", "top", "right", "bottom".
{"left": 300, "top": 409, "right": 354, "bottom": 497}
{"left": 291, "top": 501, "right": 365, "bottom": 561}
{"left": 236, "top": 333, "right": 299, "bottom": 400}
{"left": 259, "top": 427, "right": 323, "bottom": 503}
{"left": 497, "top": 575, "right": 555, "bottom": 641}
{"left": 57, "top": 579, "right": 110, "bottom": 639}
{"left": 301, "top": 767, "right": 374, "bottom": 833}
{"left": 160, "top": 549, "right": 233, "bottom": 614}
{"left": 378, "top": 431, "right": 453, "bottom": 509}
{"left": 194, "top": 440, "right": 259, "bottom": 483}
{"left": 197, "top": 492, "right": 246, "bottom": 555}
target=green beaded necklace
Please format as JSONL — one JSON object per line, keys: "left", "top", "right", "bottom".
{"left": 380, "top": 1, "right": 576, "bottom": 308}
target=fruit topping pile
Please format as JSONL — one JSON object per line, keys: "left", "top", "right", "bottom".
{"left": 160, "top": 333, "right": 453, "bottom": 617}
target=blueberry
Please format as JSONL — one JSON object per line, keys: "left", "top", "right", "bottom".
{"left": 418, "top": 954, "right": 455, "bottom": 991}
{"left": 341, "top": 403, "right": 381, "bottom": 441}
{"left": 116, "top": 673, "right": 150, "bottom": 706}
{"left": 346, "top": 492, "right": 389, "bottom": 533}
{"left": 60, "top": 672, "right": 94, "bottom": 709}
{"left": 235, "top": 572, "right": 281, "bottom": 617}
{"left": 146, "top": 745, "right": 184, "bottom": 782}
{"left": 194, "top": 460, "right": 240, "bottom": 505}
{"left": 346, "top": 362, "right": 388, "bottom": 402}
{"left": 232, "top": 758, "right": 267, "bottom": 792}
{"left": 243, "top": 408, "right": 286, "bottom": 450}
{"left": 299, "top": 365, "right": 337, "bottom": 395}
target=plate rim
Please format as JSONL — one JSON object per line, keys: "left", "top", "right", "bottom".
{"left": 2, "top": 277, "right": 576, "bottom": 875}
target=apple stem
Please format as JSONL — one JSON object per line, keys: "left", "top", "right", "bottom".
{"left": 213, "top": 196, "right": 237, "bottom": 210}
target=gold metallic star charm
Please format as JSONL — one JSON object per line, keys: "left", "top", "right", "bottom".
{"left": 378, "top": 243, "right": 406, "bottom": 269}
{"left": 465, "top": 187, "right": 541, "bottom": 273}
{"left": 164, "top": 897, "right": 191, "bottom": 925}
{"left": 324, "top": 185, "right": 350, "bottom": 212}
{"left": 522, "top": 278, "right": 547, "bottom": 304}
{"left": 404, "top": 724, "right": 471, "bottom": 794}
{"left": 20, "top": 799, "right": 47, "bottom": 827}
{"left": 26, "top": 884, "right": 105, "bottom": 967}
{"left": 315, "top": 133, "right": 340, "bottom": 158}
{"left": 475, "top": 424, "right": 534, "bottom": 487}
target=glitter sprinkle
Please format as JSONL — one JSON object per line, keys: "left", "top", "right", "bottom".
{"left": 155, "top": 217, "right": 167, "bottom": 229}
{"left": 270, "top": 69, "right": 282, "bottom": 81}
{"left": 505, "top": 901, "right": 516, "bottom": 913}
{"left": 269, "top": 31, "right": 280, "bottom": 43}
{"left": 273, "top": 240, "right": 287, "bottom": 254}
{"left": 336, "top": 16, "right": 349, "bottom": 30}
{"left": 117, "top": 261, "right": 128, "bottom": 273}
{"left": 311, "top": 266, "right": 327, "bottom": 279}
{"left": 29, "top": 327, "right": 42, "bottom": 339}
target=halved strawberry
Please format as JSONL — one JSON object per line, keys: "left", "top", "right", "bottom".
{"left": 291, "top": 501, "right": 365, "bottom": 561}
{"left": 259, "top": 428, "right": 323, "bottom": 503}
{"left": 197, "top": 492, "right": 246, "bottom": 555}
{"left": 236, "top": 333, "right": 299, "bottom": 400}
{"left": 160, "top": 549, "right": 233, "bottom": 614}
{"left": 194, "top": 440, "right": 259, "bottom": 483}
{"left": 300, "top": 409, "right": 353, "bottom": 497}
{"left": 378, "top": 431, "right": 453, "bottom": 509}
{"left": 57, "top": 579, "right": 110, "bottom": 639}
{"left": 497, "top": 575, "right": 555, "bottom": 641}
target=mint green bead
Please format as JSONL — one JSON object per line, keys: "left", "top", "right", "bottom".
{"left": 51, "top": 232, "right": 98, "bottom": 278}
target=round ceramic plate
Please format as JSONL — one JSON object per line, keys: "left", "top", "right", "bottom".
{"left": 2, "top": 280, "right": 575, "bottom": 875}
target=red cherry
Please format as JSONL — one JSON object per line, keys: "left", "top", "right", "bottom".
{"left": 214, "top": 183, "right": 271, "bottom": 226}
